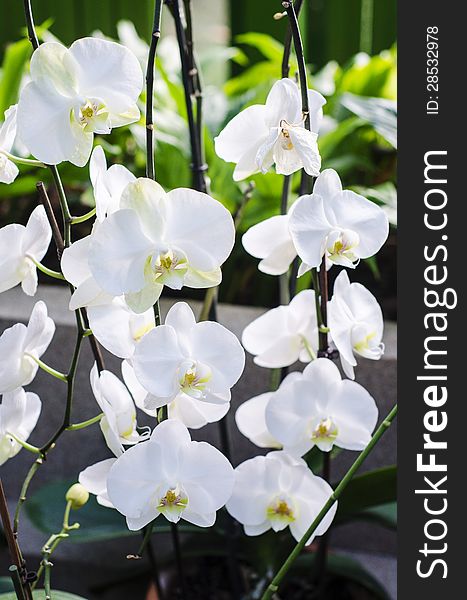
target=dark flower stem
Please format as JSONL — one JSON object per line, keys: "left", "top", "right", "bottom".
{"left": 282, "top": 0, "right": 332, "bottom": 589}
{"left": 167, "top": 0, "right": 207, "bottom": 193}
{"left": 145, "top": 0, "right": 163, "bottom": 181}
{"left": 0, "top": 479, "right": 31, "bottom": 599}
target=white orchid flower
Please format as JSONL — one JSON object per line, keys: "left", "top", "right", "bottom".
{"left": 107, "top": 419, "right": 235, "bottom": 530}
{"left": 235, "top": 392, "right": 282, "bottom": 449}
{"left": 226, "top": 451, "right": 336, "bottom": 544}
{"left": 122, "top": 360, "right": 229, "bottom": 430}
{"left": 88, "top": 297, "right": 155, "bottom": 360}
{"left": 88, "top": 178, "right": 235, "bottom": 313}
{"left": 289, "top": 169, "right": 389, "bottom": 269}
{"left": 242, "top": 289, "right": 318, "bottom": 368}
{"left": 61, "top": 235, "right": 112, "bottom": 310}
{"left": 89, "top": 145, "right": 135, "bottom": 222}
{"left": 0, "top": 206, "right": 52, "bottom": 296}
{"left": 90, "top": 364, "right": 149, "bottom": 457}
{"left": 0, "top": 388, "right": 41, "bottom": 465}
{"left": 242, "top": 214, "right": 297, "bottom": 276}
{"left": 17, "top": 38, "right": 143, "bottom": 166}
{"left": 266, "top": 358, "right": 378, "bottom": 456}
{"left": 131, "top": 302, "right": 245, "bottom": 418}
{"left": 215, "top": 78, "right": 325, "bottom": 180}
{"left": 79, "top": 458, "right": 117, "bottom": 508}
{"left": 328, "top": 271, "right": 385, "bottom": 379}
{"left": 0, "top": 301, "right": 55, "bottom": 394}
{"left": 0, "top": 105, "right": 20, "bottom": 184}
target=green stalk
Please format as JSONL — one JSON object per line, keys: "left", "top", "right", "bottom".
{"left": 66, "top": 413, "right": 103, "bottom": 431}
{"left": 1, "top": 150, "right": 45, "bottom": 168}
{"left": 70, "top": 207, "right": 96, "bottom": 225}
{"left": 261, "top": 404, "right": 398, "bottom": 600}
{"left": 27, "top": 255, "right": 65, "bottom": 280}
{"left": 360, "top": 0, "right": 374, "bottom": 54}
{"left": 9, "top": 433, "right": 41, "bottom": 455}
{"left": 25, "top": 354, "right": 68, "bottom": 383}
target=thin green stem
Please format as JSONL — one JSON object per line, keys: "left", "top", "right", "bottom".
{"left": 171, "top": 522, "right": 188, "bottom": 600}
{"left": 9, "top": 433, "right": 41, "bottom": 455}
{"left": 33, "top": 500, "right": 80, "bottom": 591}
{"left": 25, "top": 354, "right": 68, "bottom": 382}
{"left": 70, "top": 207, "right": 96, "bottom": 225}
{"left": 27, "top": 255, "right": 65, "bottom": 280}
{"left": 260, "top": 405, "right": 398, "bottom": 600}
{"left": 199, "top": 287, "right": 217, "bottom": 321}
{"left": 269, "top": 367, "right": 282, "bottom": 392}
{"left": 300, "top": 335, "right": 316, "bottom": 361}
{"left": 66, "top": 413, "right": 103, "bottom": 431}
{"left": 14, "top": 458, "right": 43, "bottom": 534}
{"left": 137, "top": 520, "right": 156, "bottom": 557}
{"left": 360, "top": 0, "right": 374, "bottom": 54}
{"left": 1, "top": 150, "right": 44, "bottom": 168}
{"left": 39, "top": 328, "right": 84, "bottom": 455}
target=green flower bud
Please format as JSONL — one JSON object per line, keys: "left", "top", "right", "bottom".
{"left": 65, "top": 483, "right": 89, "bottom": 510}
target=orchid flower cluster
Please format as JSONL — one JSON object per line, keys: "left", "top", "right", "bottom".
{"left": 0, "top": 3, "right": 394, "bottom": 597}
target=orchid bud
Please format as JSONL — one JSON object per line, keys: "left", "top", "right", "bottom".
{"left": 66, "top": 483, "right": 89, "bottom": 510}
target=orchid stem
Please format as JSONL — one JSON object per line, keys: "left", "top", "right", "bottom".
{"left": 36, "top": 182, "right": 64, "bottom": 258}
{"left": 25, "top": 354, "right": 68, "bottom": 383}
{"left": 70, "top": 207, "right": 96, "bottom": 225}
{"left": 171, "top": 523, "right": 188, "bottom": 600}
{"left": 146, "top": 0, "right": 163, "bottom": 180}
{"left": 66, "top": 413, "right": 103, "bottom": 431}
{"left": 1, "top": 150, "right": 44, "bottom": 168}
{"left": 33, "top": 500, "right": 80, "bottom": 591}
{"left": 9, "top": 433, "right": 41, "bottom": 455}
{"left": 261, "top": 404, "right": 398, "bottom": 600}
{"left": 14, "top": 457, "right": 43, "bottom": 534}
{"left": 282, "top": 2, "right": 332, "bottom": 589}
{"left": 27, "top": 255, "right": 65, "bottom": 280}
{"left": 167, "top": 0, "right": 207, "bottom": 193}
{"left": 1, "top": 478, "right": 30, "bottom": 600}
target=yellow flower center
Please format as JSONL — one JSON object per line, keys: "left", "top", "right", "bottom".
{"left": 354, "top": 331, "right": 376, "bottom": 352}
{"left": 266, "top": 497, "right": 296, "bottom": 528}
{"left": 157, "top": 486, "right": 188, "bottom": 521}
{"left": 311, "top": 417, "right": 338, "bottom": 443}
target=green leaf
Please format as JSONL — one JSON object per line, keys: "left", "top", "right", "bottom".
{"left": 304, "top": 447, "right": 341, "bottom": 474}
{"left": 355, "top": 502, "right": 397, "bottom": 530}
{"left": 318, "top": 117, "right": 366, "bottom": 162}
{"left": 290, "top": 553, "right": 391, "bottom": 600}
{"left": 0, "top": 175, "right": 39, "bottom": 198}
{"left": 0, "top": 592, "right": 87, "bottom": 600}
{"left": 0, "top": 579, "right": 13, "bottom": 594}
{"left": 235, "top": 33, "right": 284, "bottom": 62}
{"left": 335, "top": 465, "right": 396, "bottom": 525}
{"left": 336, "top": 49, "right": 397, "bottom": 100}
{"left": 224, "top": 61, "right": 279, "bottom": 97}
{"left": 341, "top": 93, "right": 397, "bottom": 148}
{"left": 25, "top": 480, "right": 202, "bottom": 543}
{"left": 0, "top": 39, "right": 32, "bottom": 114}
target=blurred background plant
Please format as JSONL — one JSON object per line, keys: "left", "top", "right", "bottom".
{"left": 0, "top": 0, "right": 396, "bottom": 316}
